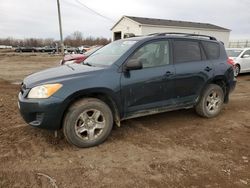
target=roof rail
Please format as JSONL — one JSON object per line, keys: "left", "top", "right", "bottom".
{"left": 149, "top": 32, "right": 217, "bottom": 41}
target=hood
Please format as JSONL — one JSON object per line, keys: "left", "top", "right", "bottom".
{"left": 24, "top": 64, "right": 103, "bottom": 88}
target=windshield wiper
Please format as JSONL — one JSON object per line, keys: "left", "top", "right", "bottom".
{"left": 82, "top": 62, "right": 94, "bottom": 67}
{"left": 66, "top": 64, "right": 75, "bottom": 70}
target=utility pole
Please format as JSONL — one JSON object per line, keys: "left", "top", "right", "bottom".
{"left": 57, "top": 0, "right": 64, "bottom": 54}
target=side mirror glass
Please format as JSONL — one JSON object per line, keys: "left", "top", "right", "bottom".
{"left": 125, "top": 59, "right": 143, "bottom": 71}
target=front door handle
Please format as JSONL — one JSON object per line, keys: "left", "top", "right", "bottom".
{"left": 165, "top": 71, "right": 174, "bottom": 77}
{"left": 204, "top": 66, "right": 212, "bottom": 72}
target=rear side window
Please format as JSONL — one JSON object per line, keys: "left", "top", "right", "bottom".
{"left": 202, "top": 41, "right": 220, "bottom": 59}
{"left": 173, "top": 40, "right": 202, "bottom": 63}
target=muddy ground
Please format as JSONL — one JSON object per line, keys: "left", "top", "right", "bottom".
{"left": 0, "top": 53, "right": 249, "bottom": 188}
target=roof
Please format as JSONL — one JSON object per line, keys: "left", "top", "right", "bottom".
{"left": 122, "top": 35, "right": 221, "bottom": 44}
{"left": 226, "top": 48, "right": 250, "bottom": 50}
{"left": 112, "top": 16, "right": 230, "bottom": 31}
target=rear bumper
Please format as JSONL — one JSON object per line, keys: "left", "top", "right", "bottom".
{"left": 18, "top": 92, "right": 65, "bottom": 130}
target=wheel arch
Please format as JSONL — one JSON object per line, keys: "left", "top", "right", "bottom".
{"left": 199, "top": 76, "right": 230, "bottom": 104}
{"left": 60, "top": 88, "right": 121, "bottom": 129}
{"left": 235, "top": 63, "right": 241, "bottom": 69}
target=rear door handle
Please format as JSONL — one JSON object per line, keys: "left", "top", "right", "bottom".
{"left": 204, "top": 66, "right": 212, "bottom": 72}
{"left": 165, "top": 71, "right": 174, "bottom": 77}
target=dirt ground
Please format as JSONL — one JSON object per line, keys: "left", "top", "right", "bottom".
{"left": 0, "top": 52, "right": 61, "bottom": 83}
{"left": 0, "top": 53, "right": 249, "bottom": 188}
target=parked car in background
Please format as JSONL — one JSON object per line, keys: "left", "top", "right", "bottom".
{"left": 60, "top": 46, "right": 103, "bottom": 65}
{"left": 18, "top": 33, "right": 236, "bottom": 148}
{"left": 39, "top": 46, "right": 56, "bottom": 53}
{"left": 15, "top": 47, "right": 37, "bottom": 53}
{"left": 78, "top": 45, "right": 91, "bottom": 53}
{"left": 61, "top": 54, "right": 86, "bottom": 65}
{"left": 226, "top": 48, "right": 250, "bottom": 76}
{"left": 64, "top": 46, "right": 77, "bottom": 54}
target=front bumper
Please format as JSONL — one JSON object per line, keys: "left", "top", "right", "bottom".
{"left": 18, "top": 92, "right": 65, "bottom": 130}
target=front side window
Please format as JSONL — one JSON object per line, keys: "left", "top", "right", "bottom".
{"left": 173, "top": 40, "right": 202, "bottom": 63}
{"left": 128, "top": 40, "right": 170, "bottom": 68}
{"left": 243, "top": 50, "right": 250, "bottom": 56}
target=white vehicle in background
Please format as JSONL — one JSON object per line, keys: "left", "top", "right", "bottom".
{"left": 226, "top": 48, "right": 250, "bottom": 76}
{"left": 0, "top": 45, "right": 12, "bottom": 49}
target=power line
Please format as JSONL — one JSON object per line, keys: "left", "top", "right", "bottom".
{"left": 74, "top": 0, "right": 115, "bottom": 23}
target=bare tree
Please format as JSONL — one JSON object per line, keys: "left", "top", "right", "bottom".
{"left": 0, "top": 31, "right": 111, "bottom": 47}
{"left": 64, "top": 31, "right": 111, "bottom": 47}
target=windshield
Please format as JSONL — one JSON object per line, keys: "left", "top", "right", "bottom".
{"left": 226, "top": 49, "right": 243, "bottom": 57}
{"left": 84, "top": 40, "right": 137, "bottom": 66}
{"left": 84, "top": 46, "right": 102, "bottom": 56}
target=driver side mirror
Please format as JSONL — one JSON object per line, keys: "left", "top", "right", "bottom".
{"left": 242, "top": 54, "right": 250, "bottom": 58}
{"left": 125, "top": 59, "right": 143, "bottom": 71}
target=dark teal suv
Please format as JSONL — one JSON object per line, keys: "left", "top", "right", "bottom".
{"left": 18, "top": 33, "right": 236, "bottom": 148}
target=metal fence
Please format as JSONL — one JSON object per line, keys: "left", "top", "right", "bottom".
{"left": 228, "top": 40, "right": 250, "bottom": 48}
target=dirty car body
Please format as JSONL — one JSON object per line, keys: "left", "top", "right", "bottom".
{"left": 18, "top": 33, "right": 236, "bottom": 147}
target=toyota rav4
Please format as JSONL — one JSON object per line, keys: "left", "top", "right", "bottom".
{"left": 18, "top": 33, "right": 236, "bottom": 148}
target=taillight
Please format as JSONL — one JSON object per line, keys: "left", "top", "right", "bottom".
{"left": 227, "top": 58, "right": 235, "bottom": 67}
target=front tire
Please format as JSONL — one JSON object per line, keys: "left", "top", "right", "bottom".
{"left": 195, "top": 84, "right": 224, "bottom": 118}
{"left": 63, "top": 98, "right": 113, "bottom": 148}
{"left": 234, "top": 64, "right": 240, "bottom": 77}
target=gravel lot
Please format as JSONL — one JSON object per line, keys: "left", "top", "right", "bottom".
{"left": 0, "top": 53, "right": 249, "bottom": 188}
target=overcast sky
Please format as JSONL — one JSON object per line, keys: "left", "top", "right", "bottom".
{"left": 0, "top": 0, "right": 249, "bottom": 40}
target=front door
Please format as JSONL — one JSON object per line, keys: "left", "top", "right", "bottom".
{"left": 240, "top": 49, "right": 250, "bottom": 72}
{"left": 120, "top": 40, "right": 175, "bottom": 117}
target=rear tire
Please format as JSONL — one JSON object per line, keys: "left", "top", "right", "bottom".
{"left": 195, "top": 84, "right": 224, "bottom": 118}
{"left": 63, "top": 98, "right": 113, "bottom": 148}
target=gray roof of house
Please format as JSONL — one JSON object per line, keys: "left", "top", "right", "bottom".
{"left": 125, "top": 16, "right": 230, "bottom": 31}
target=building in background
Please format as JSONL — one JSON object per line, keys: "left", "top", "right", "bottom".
{"left": 111, "top": 16, "right": 230, "bottom": 46}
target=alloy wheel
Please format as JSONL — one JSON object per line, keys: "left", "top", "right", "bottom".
{"left": 75, "top": 109, "right": 105, "bottom": 141}
{"left": 206, "top": 91, "right": 222, "bottom": 113}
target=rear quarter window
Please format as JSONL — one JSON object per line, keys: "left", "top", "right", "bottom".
{"left": 173, "top": 40, "right": 202, "bottom": 63}
{"left": 202, "top": 41, "right": 220, "bottom": 60}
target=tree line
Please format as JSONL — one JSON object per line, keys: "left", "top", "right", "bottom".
{"left": 0, "top": 31, "right": 111, "bottom": 47}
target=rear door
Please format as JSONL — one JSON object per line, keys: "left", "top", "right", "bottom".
{"left": 172, "top": 39, "right": 214, "bottom": 105}
{"left": 120, "top": 39, "right": 175, "bottom": 117}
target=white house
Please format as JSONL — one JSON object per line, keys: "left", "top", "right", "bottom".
{"left": 111, "top": 16, "right": 231, "bottom": 46}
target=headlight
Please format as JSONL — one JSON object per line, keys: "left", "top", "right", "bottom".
{"left": 27, "top": 83, "right": 62, "bottom": 99}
